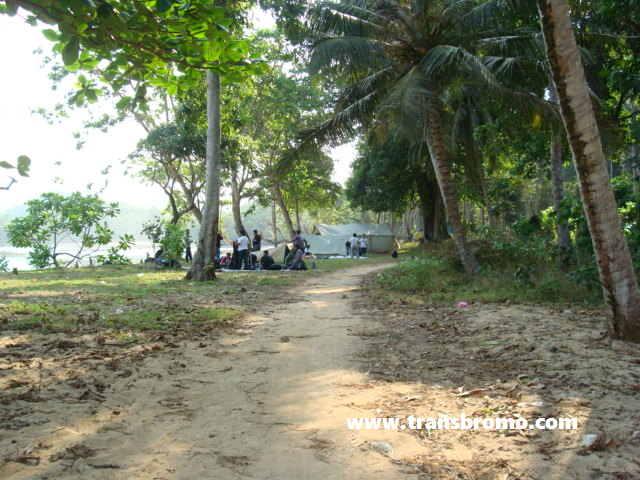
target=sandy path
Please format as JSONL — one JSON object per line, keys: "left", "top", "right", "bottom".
{"left": 7, "top": 263, "right": 419, "bottom": 479}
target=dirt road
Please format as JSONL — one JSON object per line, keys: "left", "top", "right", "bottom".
{"left": 3, "top": 263, "right": 418, "bottom": 479}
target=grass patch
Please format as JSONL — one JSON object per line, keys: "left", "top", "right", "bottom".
{"left": 0, "top": 264, "right": 272, "bottom": 334}
{"left": 376, "top": 241, "right": 602, "bottom": 307}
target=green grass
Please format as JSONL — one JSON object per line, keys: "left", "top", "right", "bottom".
{"left": 375, "top": 241, "right": 603, "bottom": 307}
{"left": 0, "top": 264, "right": 263, "bottom": 334}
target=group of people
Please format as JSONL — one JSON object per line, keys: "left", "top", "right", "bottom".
{"left": 346, "top": 233, "right": 368, "bottom": 258}
{"left": 215, "top": 228, "right": 309, "bottom": 271}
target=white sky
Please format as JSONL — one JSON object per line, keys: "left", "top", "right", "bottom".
{"left": 0, "top": 12, "right": 354, "bottom": 212}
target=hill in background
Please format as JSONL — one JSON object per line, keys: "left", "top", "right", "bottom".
{"left": 0, "top": 203, "right": 162, "bottom": 246}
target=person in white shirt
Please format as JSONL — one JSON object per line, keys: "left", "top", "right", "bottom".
{"left": 359, "top": 235, "right": 368, "bottom": 257}
{"left": 350, "top": 233, "right": 360, "bottom": 258}
{"left": 235, "top": 230, "right": 251, "bottom": 269}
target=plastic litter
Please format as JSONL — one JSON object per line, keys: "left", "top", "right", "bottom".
{"left": 458, "top": 301, "right": 468, "bottom": 307}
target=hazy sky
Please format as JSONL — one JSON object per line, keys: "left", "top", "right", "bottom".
{"left": 0, "top": 11, "right": 355, "bottom": 212}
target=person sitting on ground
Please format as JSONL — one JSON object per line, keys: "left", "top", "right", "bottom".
{"left": 285, "top": 245, "right": 307, "bottom": 271}
{"left": 260, "top": 250, "right": 282, "bottom": 270}
{"left": 154, "top": 248, "right": 169, "bottom": 267}
{"left": 220, "top": 252, "right": 232, "bottom": 267}
{"left": 303, "top": 244, "right": 311, "bottom": 257}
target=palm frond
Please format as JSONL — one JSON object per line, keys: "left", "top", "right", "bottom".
{"left": 335, "top": 66, "right": 396, "bottom": 112}
{"left": 278, "top": 87, "right": 383, "bottom": 172}
{"left": 308, "top": 35, "right": 387, "bottom": 75}
{"left": 419, "top": 45, "right": 499, "bottom": 88}
{"left": 457, "top": 0, "right": 537, "bottom": 31}
{"left": 308, "top": 1, "right": 384, "bottom": 37}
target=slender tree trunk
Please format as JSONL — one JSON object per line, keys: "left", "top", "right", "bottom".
{"left": 427, "top": 101, "right": 480, "bottom": 273}
{"left": 549, "top": 81, "right": 572, "bottom": 267}
{"left": 271, "top": 201, "right": 278, "bottom": 246}
{"left": 433, "top": 191, "right": 442, "bottom": 241}
{"left": 294, "top": 197, "right": 301, "bottom": 231}
{"left": 187, "top": 71, "right": 220, "bottom": 281}
{"left": 273, "top": 182, "right": 295, "bottom": 238}
{"left": 550, "top": 139, "right": 572, "bottom": 266}
{"left": 230, "top": 168, "right": 245, "bottom": 234}
{"left": 538, "top": 0, "right": 640, "bottom": 342}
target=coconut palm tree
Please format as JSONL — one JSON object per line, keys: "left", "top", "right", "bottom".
{"left": 290, "top": 0, "right": 555, "bottom": 273}
{"left": 537, "top": 0, "right": 640, "bottom": 342}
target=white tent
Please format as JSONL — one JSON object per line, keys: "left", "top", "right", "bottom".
{"left": 256, "top": 243, "right": 288, "bottom": 264}
{"left": 303, "top": 234, "right": 352, "bottom": 256}
{"left": 313, "top": 223, "right": 398, "bottom": 253}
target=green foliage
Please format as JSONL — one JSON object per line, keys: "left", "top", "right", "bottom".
{"left": 160, "top": 223, "right": 187, "bottom": 264}
{"left": 0, "top": 256, "right": 8, "bottom": 273}
{"left": 141, "top": 217, "right": 164, "bottom": 253}
{"left": 345, "top": 139, "right": 414, "bottom": 215}
{"left": 5, "top": 192, "right": 120, "bottom": 268}
{"left": 3, "top": 1, "right": 267, "bottom": 106}
{"left": 376, "top": 242, "right": 601, "bottom": 305}
{"left": 96, "top": 234, "right": 135, "bottom": 266}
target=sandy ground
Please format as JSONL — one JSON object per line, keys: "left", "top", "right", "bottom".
{"left": 2, "top": 263, "right": 640, "bottom": 479}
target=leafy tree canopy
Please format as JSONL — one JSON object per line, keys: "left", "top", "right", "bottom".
{"left": 6, "top": 192, "right": 122, "bottom": 268}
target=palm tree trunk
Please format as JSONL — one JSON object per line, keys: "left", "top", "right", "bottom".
{"left": 187, "top": 71, "right": 220, "bottom": 281}
{"left": 538, "top": 0, "right": 640, "bottom": 342}
{"left": 426, "top": 101, "right": 479, "bottom": 274}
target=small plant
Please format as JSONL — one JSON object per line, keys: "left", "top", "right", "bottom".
{"left": 141, "top": 217, "right": 163, "bottom": 254}
{"left": 96, "top": 234, "right": 135, "bottom": 265}
{"left": 160, "top": 223, "right": 186, "bottom": 266}
{"left": 565, "top": 264, "right": 600, "bottom": 291}
{"left": 0, "top": 256, "right": 8, "bottom": 273}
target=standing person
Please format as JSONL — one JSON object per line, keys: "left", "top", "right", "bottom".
{"left": 235, "top": 230, "right": 251, "bottom": 270}
{"left": 345, "top": 240, "right": 351, "bottom": 256}
{"left": 350, "top": 233, "right": 360, "bottom": 258}
{"left": 185, "top": 240, "right": 193, "bottom": 262}
{"left": 252, "top": 230, "right": 262, "bottom": 253}
{"left": 359, "top": 235, "right": 368, "bottom": 257}
{"left": 292, "top": 230, "right": 305, "bottom": 250}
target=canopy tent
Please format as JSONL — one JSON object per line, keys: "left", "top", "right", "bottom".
{"left": 313, "top": 223, "right": 398, "bottom": 253}
{"left": 256, "top": 243, "right": 288, "bottom": 264}
{"left": 303, "top": 234, "right": 352, "bottom": 256}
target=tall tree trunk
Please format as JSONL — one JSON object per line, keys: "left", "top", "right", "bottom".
{"left": 187, "top": 71, "right": 220, "bottom": 282}
{"left": 549, "top": 82, "right": 572, "bottom": 267}
{"left": 273, "top": 181, "right": 295, "bottom": 239}
{"left": 433, "top": 191, "right": 442, "bottom": 241}
{"left": 538, "top": 0, "right": 640, "bottom": 342}
{"left": 230, "top": 167, "right": 245, "bottom": 234}
{"left": 550, "top": 138, "right": 572, "bottom": 266}
{"left": 464, "top": 120, "right": 496, "bottom": 229}
{"left": 271, "top": 201, "right": 278, "bottom": 246}
{"left": 427, "top": 101, "right": 480, "bottom": 273}
{"left": 294, "top": 197, "right": 301, "bottom": 231}
{"left": 414, "top": 168, "right": 437, "bottom": 241}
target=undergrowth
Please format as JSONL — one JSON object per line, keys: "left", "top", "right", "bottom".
{"left": 377, "top": 239, "right": 602, "bottom": 307}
